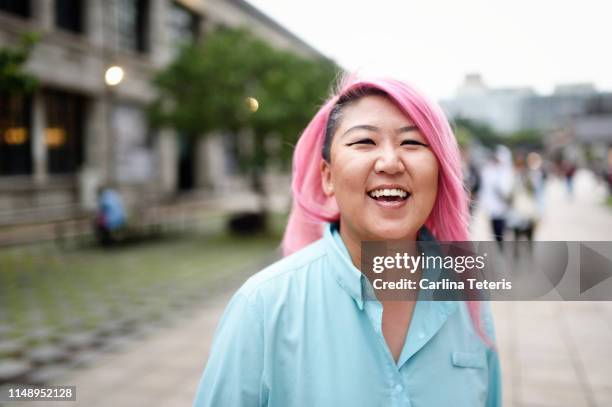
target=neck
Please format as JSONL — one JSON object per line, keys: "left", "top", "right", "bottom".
{"left": 338, "top": 223, "right": 418, "bottom": 271}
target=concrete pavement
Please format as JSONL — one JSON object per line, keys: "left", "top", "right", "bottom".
{"left": 481, "top": 171, "right": 612, "bottom": 407}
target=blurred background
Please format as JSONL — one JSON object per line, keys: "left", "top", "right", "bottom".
{"left": 0, "top": 0, "right": 611, "bottom": 406}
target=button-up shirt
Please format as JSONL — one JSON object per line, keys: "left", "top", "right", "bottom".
{"left": 194, "top": 223, "right": 502, "bottom": 406}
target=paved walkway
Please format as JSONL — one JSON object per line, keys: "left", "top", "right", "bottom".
{"left": 476, "top": 170, "right": 612, "bottom": 407}
{"left": 6, "top": 170, "right": 612, "bottom": 407}
{"left": 4, "top": 296, "right": 232, "bottom": 407}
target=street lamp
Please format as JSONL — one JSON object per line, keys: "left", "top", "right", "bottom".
{"left": 246, "top": 96, "right": 259, "bottom": 112}
{"left": 104, "top": 65, "right": 124, "bottom": 87}
{"left": 104, "top": 65, "right": 123, "bottom": 183}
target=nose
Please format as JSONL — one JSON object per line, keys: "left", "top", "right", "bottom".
{"left": 374, "top": 145, "right": 405, "bottom": 175}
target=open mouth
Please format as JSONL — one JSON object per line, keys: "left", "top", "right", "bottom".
{"left": 367, "top": 187, "right": 411, "bottom": 202}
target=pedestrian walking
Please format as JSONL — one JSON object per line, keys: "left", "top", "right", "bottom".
{"left": 479, "top": 145, "right": 514, "bottom": 248}
{"left": 507, "top": 154, "right": 540, "bottom": 249}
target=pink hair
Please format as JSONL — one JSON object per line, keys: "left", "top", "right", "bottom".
{"left": 281, "top": 74, "right": 492, "bottom": 347}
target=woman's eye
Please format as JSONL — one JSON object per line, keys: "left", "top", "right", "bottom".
{"left": 346, "top": 138, "right": 375, "bottom": 146}
{"left": 401, "top": 140, "right": 429, "bottom": 147}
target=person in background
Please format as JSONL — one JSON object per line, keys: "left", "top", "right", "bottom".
{"left": 606, "top": 146, "right": 612, "bottom": 195}
{"left": 95, "top": 185, "right": 127, "bottom": 246}
{"left": 526, "top": 151, "right": 546, "bottom": 217}
{"left": 562, "top": 160, "right": 577, "bottom": 197}
{"left": 479, "top": 145, "right": 514, "bottom": 249}
{"left": 461, "top": 146, "right": 481, "bottom": 215}
{"left": 507, "top": 154, "right": 540, "bottom": 249}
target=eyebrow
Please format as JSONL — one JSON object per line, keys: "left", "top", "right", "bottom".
{"left": 341, "top": 125, "right": 418, "bottom": 138}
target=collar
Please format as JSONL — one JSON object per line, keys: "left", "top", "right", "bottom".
{"left": 322, "top": 222, "right": 441, "bottom": 310}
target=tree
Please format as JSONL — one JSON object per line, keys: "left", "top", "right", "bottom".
{"left": 505, "top": 129, "right": 543, "bottom": 150}
{"left": 149, "top": 27, "right": 337, "bottom": 216}
{"left": 0, "top": 33, "right": 39, "bottom": 94}
{"left": 452, "top": 117, "right": 502, "bottom": 148}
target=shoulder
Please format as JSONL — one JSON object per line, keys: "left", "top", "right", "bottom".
{"left": 235, "top": 238, "right": 330, "bottom": 300}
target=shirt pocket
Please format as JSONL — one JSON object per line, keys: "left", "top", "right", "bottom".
{"left": 451, "top": 351, "right": 487, "bottom": 369}
{"left": 449, "top": 351, "right": 489, "bottom": 405}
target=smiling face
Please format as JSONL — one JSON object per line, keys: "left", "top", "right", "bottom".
{"left": 321, "top": 95, "right": 439, "bottom": 245}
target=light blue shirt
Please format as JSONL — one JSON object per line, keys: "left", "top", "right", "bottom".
{"left": 194, "top": 223, "right": 502, "bottom": 407}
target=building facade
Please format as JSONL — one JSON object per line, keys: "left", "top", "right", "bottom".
{"left": 0, "top": 0, "right": 324, "bottom": 221}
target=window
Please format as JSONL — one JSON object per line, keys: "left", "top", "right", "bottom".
{"left": 168, "top": 1, "right": 200, "bottom": 46}
{"left": 55, "top": 0, "right": 83, "bottom": 33}
{"left": 117, "top": 0, "right": 149, "bottom": 53}
{"left": 0, "top": 0, "right": 30, "bottom": 18}
{"left": 44, "top": 89, "right": 85, "bottom": 174}
{"left": 0, "top": 93, "right": 32, "bottom": 176}
{"left": 111, "top": 103, "right": 153, "bottom": 183}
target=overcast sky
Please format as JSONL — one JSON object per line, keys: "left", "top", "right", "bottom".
{"left": 246, "top": 0, "right": 612, "bottom": 101}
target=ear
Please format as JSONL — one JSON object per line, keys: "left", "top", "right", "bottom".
{"left": 320, "top": 159, "right": 334, "bottom": 197}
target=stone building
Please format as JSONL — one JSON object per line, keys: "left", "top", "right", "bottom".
{"left": 0, "top": 0, "right": 325, "bottom": 223}
{"left": 441, "top": 74, "right": 536, "bottom": 134}
{"left": 442, "top": 74, "right": 612, "bottom": 135}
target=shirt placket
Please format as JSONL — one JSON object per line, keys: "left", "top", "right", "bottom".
{"left": 363, "top": 297, "right": 413, "bottom": 407}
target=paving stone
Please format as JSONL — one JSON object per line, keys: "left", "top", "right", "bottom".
{"left": 99, "top": 336, "right": 137, "bottom": 353}
{"left": 65, "top": 318, "right": 85, "bottom": 330}
{"left": 0, "top": 359, "right": 31, "bottom": 383}
{"left": 62, "top": 333, "right": 97, "bottom": 350}
{"left": 70, "top": 350, "right": 102, "bottom": 368}
{"left": 0, "top": 325, "right": 14, "bottom": 338}
{"left": 96, "top": 320, "right": 124, "bottom": 336}
{"left": 25, "top": 328, "right": 56, "bottom": 344}
{"left": 0, "top": 339, "right": 25, "bottom": 358}
{"left": 28, "top": 344, "right": 71, "bottom": 365}
{"left": 26, "top": 365, "right": 70, "bottom": 385}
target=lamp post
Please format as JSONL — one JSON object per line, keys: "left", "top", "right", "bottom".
{"left": 104, "top": 65, "right": 123, "bottom": 183}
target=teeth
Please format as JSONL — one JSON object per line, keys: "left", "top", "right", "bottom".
{"left": 368, "top": 188, "right": 408, "bottom": 199}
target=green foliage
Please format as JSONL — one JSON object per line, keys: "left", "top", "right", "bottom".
{"left": 453, "top": 116, "right": 543, "bottom": 150}
{"left": 454, "top": 126, "right": 472, "bottom": 148}
{"left": 505, "top": 129, "right": 544, "bottom": 149}
{"left": 148, "top": 26, "right": 338, "bottom": 171}
{"left": 0, "top": 32, "right": 40, "bottom": 94}
{"left": 453, "top": 117, "right": 502, "bottom": 148}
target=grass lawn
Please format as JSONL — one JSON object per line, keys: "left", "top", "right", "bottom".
{"left": 0, "top": 213, "right": 285, "bottom": 347}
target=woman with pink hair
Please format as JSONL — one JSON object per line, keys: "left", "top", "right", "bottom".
{"left": 194, "top": 75, "right": 502, "bottom": 406}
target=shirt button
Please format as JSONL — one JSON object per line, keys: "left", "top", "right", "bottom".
{"left": 394, "top": 384, "right": 403, "bottom": 394}
{"left": 418, "top": 332, "right": 425, "bottom": 340}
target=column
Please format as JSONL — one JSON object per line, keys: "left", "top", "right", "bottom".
{"left": 85, "top": 0, "right": 107, "bottom": 48}
{"left": 31, "top": 0, "right": 54, "bottom": 32}
{"left": 149, "top": 0, "right": 171, "bottom": 67}
{"left": 157, "top": 128, "right": 178, "bottom": 195}
{"left": 31, "top": 92, "right": 47, "bottom": 185}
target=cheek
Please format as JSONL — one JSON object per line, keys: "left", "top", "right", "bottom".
{"left": 330, "top": 154, "right": 370, "bottom": 193}
{"left": 407, "top": 154, "right": 440, "bottom": 198}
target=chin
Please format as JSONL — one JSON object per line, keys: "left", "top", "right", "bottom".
{"left": 369, "top": 224, "right": 417, "bottom": 241}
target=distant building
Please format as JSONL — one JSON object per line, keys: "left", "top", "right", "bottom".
{"left": 0, "top": 0, "right": 326, "bottom": 221}
{"left": 441, "top": 74, "right": 535, "bottom": 134}
{"left": 522, "top": 89, "right": 612, "bottom": 132}
{"left": 547, "top": 114, "right": 612, "bottom": 167}
{"left": 443, "top": 74, "right": 612, "bottom": 137}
